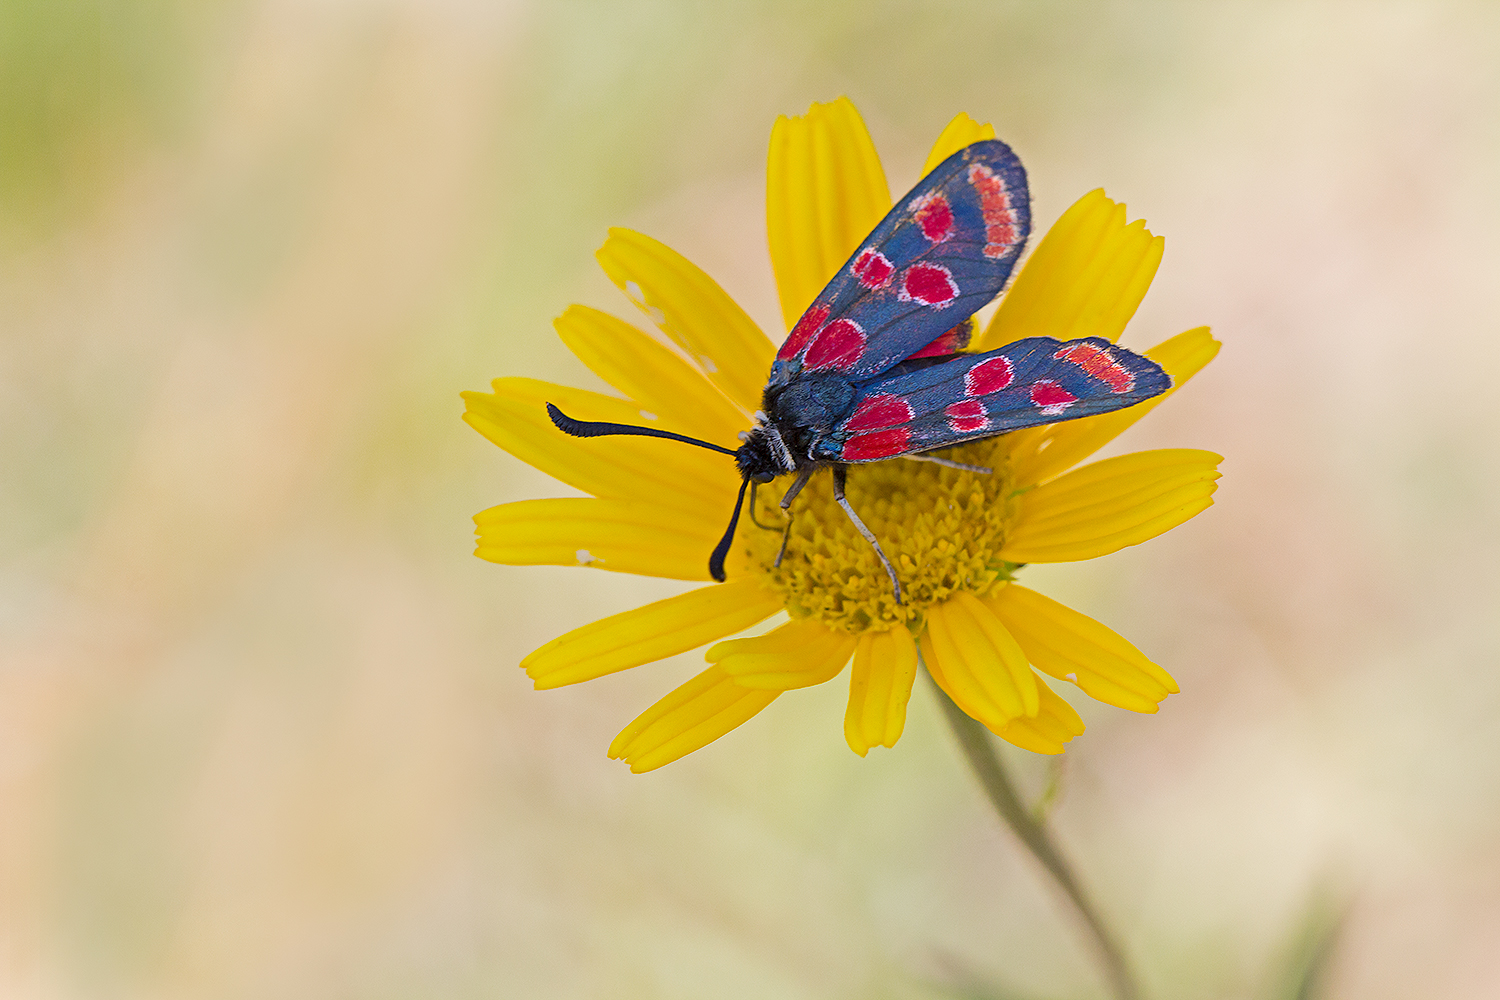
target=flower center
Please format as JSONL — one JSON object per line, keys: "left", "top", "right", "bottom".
{"left": 744, "top": 438, "right": 1022, "bottom": 634}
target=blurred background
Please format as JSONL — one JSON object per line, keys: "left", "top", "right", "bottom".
{"left": 2, "top": 1, "right": 1498, "bottom": 997}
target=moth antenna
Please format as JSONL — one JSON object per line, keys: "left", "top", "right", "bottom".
{"left": 707, "top": 478, "right": 750, "bottom": 582}
{"left": 546, "top": 403, "right": 737, "bottom": 457}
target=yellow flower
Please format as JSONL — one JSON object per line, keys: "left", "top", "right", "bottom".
{"left": 464, "top": 98, "right": 1221, "bottom": 773}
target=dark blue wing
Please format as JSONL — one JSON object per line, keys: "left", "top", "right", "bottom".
{"left": 768, "top": 140, "right": 1031, "bottom": 389}
{"left": 816, "top": 337, "right": 1171, "bottom": 463}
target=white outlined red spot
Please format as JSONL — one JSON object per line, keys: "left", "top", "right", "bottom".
{"left": 945, "top": 399, "right": 988, "bottom": 433}
{"left": 964, "top": 355, "right": 1014, "bottom": 396}
{"left": 968, "top": 163, "right": 1019, "bottom": 259}
{"left": 911, "top": 192, "right": 954, "bottom": 243}
{"left": 850, "top": 248, "right": 894, "bottom": 289}
{"left": 898, "top": 264, "right": 958, "bottom": 308}
{"left": 845, "top": 393, "right": 914, "bottom": 432}
{"left": 803, "top": 318, "right": 866, "bottom": 371}
{"left": 1053, "top": 342, "right": 1136, "bottom": 393}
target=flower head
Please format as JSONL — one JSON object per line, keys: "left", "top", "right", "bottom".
{"left": 464, "top": 98, "right": 1221, "bottom": 772}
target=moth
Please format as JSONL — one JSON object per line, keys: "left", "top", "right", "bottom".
{"left": 548, "top": 140, "right": 1171, "bottom": 603}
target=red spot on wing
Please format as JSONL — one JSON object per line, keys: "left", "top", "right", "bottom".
{"left": 1029, "top": 380, "right": 1078, "bottom": 415}
{"left": 1053, "top": 342, "right": 1136, "bottom": 392}
{"left": 842, "top": 426, "right": 913, "bottom": 461}
{"left": 964, "top": 355, "right": 1014, "bottom": 396}
{"left": 804, "top": 318, "right": 866, "bottom": 370}
{"left": 945, "top": 399, "right": 989, "bottom": 433}
{"left": 845, "top": 393, "right": 914, "bottom": 432}
{"left": 779, "top": 303, "right": 829, "bottom": 360}
{"left": 912, "top": 192, "right": 954, "bottom": 242}
{"left": 908, "top": 318, "right": 975, "bottom": 359}
{"left": 851, "top": 248, "right": 895, "bottom": 289}
{"left": 899, "top": 264, "right": 958, "bottom": 307}
{"left": 968, "top": 163, "right": 1020, "bottom": 259}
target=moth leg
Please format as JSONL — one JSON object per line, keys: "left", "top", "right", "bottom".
{"left": 832, "top": 466, "right": 903, "bottom": 605}
{"left": 773, "top": 510, "right": 795, "bottom": 568}
{"left": 747, "top": 480, "right": 780, "bottom": 531}
{"left": 771, "top": 467, "right": 815, "bottom": 569}
{"left": 904, "top": 453, "right": 993, "bottom": 474}
{"left": 778, "top": 467, "right": 815, "bottom": 510}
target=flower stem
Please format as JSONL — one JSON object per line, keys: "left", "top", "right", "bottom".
{"left": 928, "top": 672, "right": 1142, "bottom": 1000}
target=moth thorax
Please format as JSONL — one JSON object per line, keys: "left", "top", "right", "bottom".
{"left": 736, "top": 426, "right": 797, "bottom": 482}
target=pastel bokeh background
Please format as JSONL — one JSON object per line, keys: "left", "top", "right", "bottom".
{"left": 3, "top": 2, "right": 1498, "bottom": 998}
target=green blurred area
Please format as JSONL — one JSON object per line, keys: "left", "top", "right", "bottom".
{"left": 0, "top": 0, "right": 201, "bottom": 246}
{"left": 2, "top": 2, "right": 1498, "bottom": 999}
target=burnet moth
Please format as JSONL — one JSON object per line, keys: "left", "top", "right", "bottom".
{"left": 547, "top": 140, "right": 1171, "bottom": 603}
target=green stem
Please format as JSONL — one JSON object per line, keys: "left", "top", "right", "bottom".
{"left": 928, "top": 671, "right": 1142, "bottom": 1000}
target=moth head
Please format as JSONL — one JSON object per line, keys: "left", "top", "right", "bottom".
{"left": 735, "top": 426, "right": 795, "bottom": 484}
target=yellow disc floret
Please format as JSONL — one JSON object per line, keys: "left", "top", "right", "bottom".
{"left": 746, "top": 437, "right": 1023, "bottom": 634}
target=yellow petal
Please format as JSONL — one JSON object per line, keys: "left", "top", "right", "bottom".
{"left": 554, "top": 305, "right": 749, "bottom": 446}
{"left": 920, "top": 593, "right": 1038, "bottom": 728}
{"left": 766, "top": 97, "right": 891, "bottom": 331}
{"left": 522, "top": 578, "right": 784, "bottom": 689}
{"left": 462, "top": 378, "right": 735, "bottom": 514}
{"left": 609, "top": 665, "right": 780, "bottom": 773}
{"left": 1018, "top": 453, "right": 1221, "bottom": 525}
{"left": 844, "top": 626, "right": 919, "bottom": 756}
{"left": 991, "top": 675, "right": 1086, "bottom": 755}
{"left": 922, "top": 614, "right": 992, "bottom": 725}
{"left": 979, "top": 189, "right": 1163, "bottom": 350}
{"left": 986, "top": 584, "right": 1178, "bottom": 714}
{"left": 1001, "top": 449, "right": 1222, "bottom": 563}
{"left": 595, "top": 228, "right": 774, "bottom": 412}
{"left": 1011, "top": 327, "right": 1222, "bottom": 487}
{"left": 474, "top": 498, "right": 728, "bottom": 581}
{"left": 951, "top": 592, "right": 1041, "bottom": 716}
{"left": 921, "top": 113, "right": 996, "bottom": 175}
{"left": 708, "top": 619, "right": 856, "bottom": 690}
